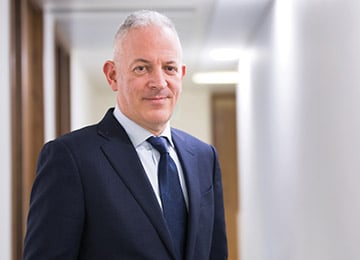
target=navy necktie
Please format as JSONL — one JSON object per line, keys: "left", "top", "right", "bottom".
{"left": 147, "top": 136, "right": 187, "bottom": 260}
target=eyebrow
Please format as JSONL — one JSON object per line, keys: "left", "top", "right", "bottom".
{"left": 131, "top": 58, "right": 149, "bottom": 64}
{"left": 130, "top": 58, "right": 178, "bottom": 66}
{"left": 129, "top": 59, "right": 150, "bottom": 69}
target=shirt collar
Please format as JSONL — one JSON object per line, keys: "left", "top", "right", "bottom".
{"left": 113, "top": 105, "right": 174, "bottom": 148}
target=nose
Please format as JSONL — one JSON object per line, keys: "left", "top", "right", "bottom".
{"left": 149, "top": 68, "right": 167, "bottom": 89}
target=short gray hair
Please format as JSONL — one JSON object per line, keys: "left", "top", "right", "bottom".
{"left": 113, "top": 10, "right": 181, "bottom": 56}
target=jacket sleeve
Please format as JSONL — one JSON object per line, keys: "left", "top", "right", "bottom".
{"left": 23, "top": 140, "right": 85, "bottom": 260}
{"left": 210, "top": 145, "right": 228, "bottom": 260}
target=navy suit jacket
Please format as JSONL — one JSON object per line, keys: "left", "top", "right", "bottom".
{"left": 24, "top": 108, "right": 228, "bottom": 260}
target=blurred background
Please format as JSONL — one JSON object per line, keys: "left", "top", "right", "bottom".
{"left": 2, "top": 0, "right": 360, "bottom": 259}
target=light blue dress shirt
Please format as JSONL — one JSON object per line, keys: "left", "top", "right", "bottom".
{"left": 113, "top": 106, "right": 189, "bottom": 210}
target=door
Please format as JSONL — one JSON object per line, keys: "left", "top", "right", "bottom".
{"left": 212, "top": 92, "right": 239, "bottom": 260}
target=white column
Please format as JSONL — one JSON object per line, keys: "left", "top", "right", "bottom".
{"left": 43, "top": 12, "right": 57, "bottom": 142}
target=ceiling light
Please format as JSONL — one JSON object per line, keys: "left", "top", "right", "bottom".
{"left": 192, "top": 71, "right": 240, "bottom": 85}
{"left": 209, "top": 48, "right": 242, "bottom": 61}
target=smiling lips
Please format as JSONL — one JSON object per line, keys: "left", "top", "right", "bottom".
{"left": 143, "top": 96, "right": 170, "bottom": 107}
{"left": 144, "top": 95, "right": 169, "bottom": 102}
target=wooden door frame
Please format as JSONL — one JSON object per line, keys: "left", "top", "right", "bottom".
{"left": 10, "top": 0, "right": 44, "bottom": 259}
{"left": 55, "top": 28, "right": 71, "bottom": 136}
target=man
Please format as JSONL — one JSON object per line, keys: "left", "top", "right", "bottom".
{"left": 23, "top": 10, "right": 228, "bottom": 260}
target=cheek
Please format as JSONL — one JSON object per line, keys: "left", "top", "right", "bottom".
{"left": 124, "top": 82, "right": 144, "bottom": 107}
{"left": 171, "top": 81, "right": 182, "bottom": 98}
{"left": 177, "top": 84, "right": 183, "bottom": 95}
{"left": 120, "top": 86, "right": 135, "bottom": 103}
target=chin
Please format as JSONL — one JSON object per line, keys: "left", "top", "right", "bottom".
{"left": 146, "top": 114, "right": 171, "bottom": 125}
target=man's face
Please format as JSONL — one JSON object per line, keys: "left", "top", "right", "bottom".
{"left": 104, "top": 25, "right": 186, "bottom": 135}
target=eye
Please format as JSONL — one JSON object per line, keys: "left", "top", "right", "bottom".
{"left": 133, "top": 66, "right": 147, "bottom": 74}
{"left": 164, "top": 65, "right": 178, "bottom": 74}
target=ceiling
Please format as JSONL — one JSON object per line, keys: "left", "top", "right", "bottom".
{"left": 36, "top": 0, "right": 273, "bottom": 88}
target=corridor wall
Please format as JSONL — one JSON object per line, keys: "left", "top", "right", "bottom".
{"left": 238, "top": 1, "right": 360, "bottom": 259}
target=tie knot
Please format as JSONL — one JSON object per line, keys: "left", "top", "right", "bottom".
{"left": 147, "top": 136, "right": 169, "bottom": 154}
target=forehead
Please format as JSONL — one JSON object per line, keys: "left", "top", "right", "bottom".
{"left": 117, "top": 26, "right": 182, "bottom": 60}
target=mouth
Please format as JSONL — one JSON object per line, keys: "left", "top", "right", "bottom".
{"left": 143, "top": 95, "right": 170, "bottom": 104}
{"left": 146, "top": 96, "right": 166, "bottom": 100}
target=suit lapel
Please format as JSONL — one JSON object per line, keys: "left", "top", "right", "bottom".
{"left": 97, "top": 110, "right": 176, "bottom": 258}
{"left": 172, "top": 130, "right": 201, "bottom": 259}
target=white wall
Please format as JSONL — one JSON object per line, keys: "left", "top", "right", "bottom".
{"left": 0, "top": 0, "right": 12, "bottom": 258}
{"left": 171, "top": 85, "right": 212, "bottom": 143}
{"left": 238, "top": 1, "right": 360, "bottom": 259}
{"left": 70, "top": 50, "right": 114, "bottom": 130}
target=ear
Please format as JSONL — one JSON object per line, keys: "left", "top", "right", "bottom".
{"left": 103, "top": 60, "right": 118, "bottom": 91}
{"left": 181, "top": 64, "right": 186, "bottom": 78}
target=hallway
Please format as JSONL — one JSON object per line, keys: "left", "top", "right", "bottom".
{"left": 2, "top": 1, "right": 360, "bottom": 259}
